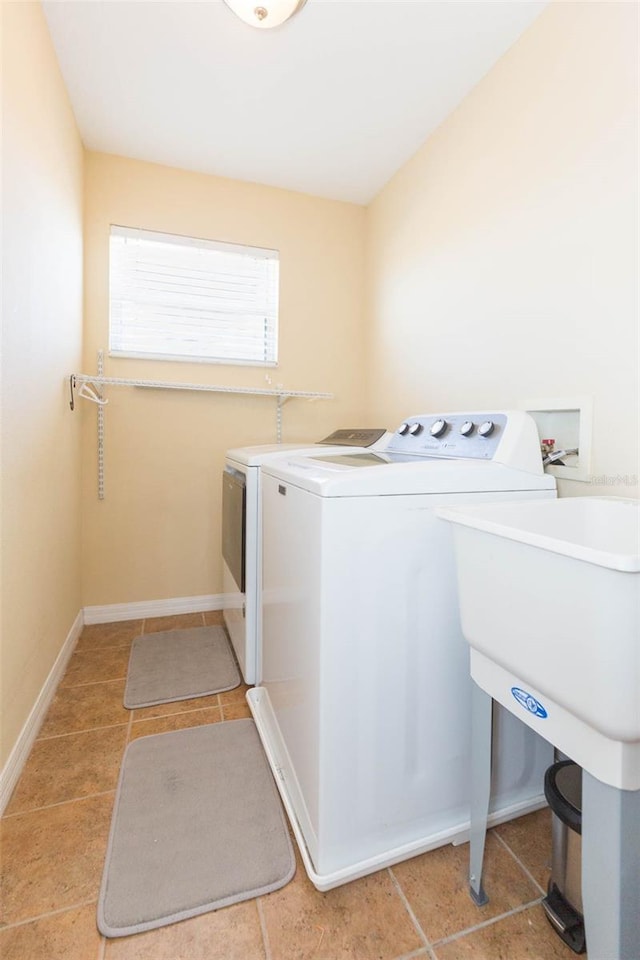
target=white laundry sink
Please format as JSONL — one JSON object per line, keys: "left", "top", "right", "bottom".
{"left": 439, "top": 497, "right": 640, "bottom": 960}
{"left": 437, "top": 497, "right": 640, "bottom": 790}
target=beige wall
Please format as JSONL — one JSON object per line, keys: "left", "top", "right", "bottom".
{"left": 82, "top": 153, "right": 367, "bottom": 604}
{"left": 365, "top": 1, "right": 638, "bottom": 497}
{"left": 1, "top": 1, "right": 84, "bottom": 767}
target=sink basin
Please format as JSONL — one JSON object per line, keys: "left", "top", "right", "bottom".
{"left": 437, "top": 497, "right": 640, "bottom": 790}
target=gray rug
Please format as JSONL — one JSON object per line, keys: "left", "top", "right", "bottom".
{"left": 124, "top": 626, "right": 240, "bottom": 708}
{"left": 97, "top": 719, "right": 295, "bottom": 937}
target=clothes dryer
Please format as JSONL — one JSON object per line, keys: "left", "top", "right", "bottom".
{"left": 248, "top": 411, "right": 557, "bottom": 889}
{"left": 222, "top": 428, "right": 387, "bottom": 683}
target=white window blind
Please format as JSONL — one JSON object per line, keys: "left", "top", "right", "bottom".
{"left": 109, "top": 225, "right": 279, "bottom": 366}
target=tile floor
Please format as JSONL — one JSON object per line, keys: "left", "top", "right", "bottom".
{"left": 0, "top": 613, "right": 582, "bottom": 960}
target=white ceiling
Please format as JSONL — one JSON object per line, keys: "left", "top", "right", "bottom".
{"left": 43, "top": 0, "right": 548, "bottom": 205}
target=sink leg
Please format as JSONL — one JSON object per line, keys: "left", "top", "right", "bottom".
{"left": 469, "top": 681, "right": 492, "bottom": 906}
{"left": 581, "top": 772, "right": 640, "bottom": 960}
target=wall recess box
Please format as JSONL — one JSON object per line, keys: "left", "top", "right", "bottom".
{"left": 523, "top": 397, "right": 593, "bottom": 483}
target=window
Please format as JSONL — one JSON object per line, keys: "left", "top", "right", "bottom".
{"left": 109, "top": 225, "right": 279, "bottom": 366}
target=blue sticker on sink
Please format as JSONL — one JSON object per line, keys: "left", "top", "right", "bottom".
{"left": 511, "top": 687, "right": 548, "bottom": 718}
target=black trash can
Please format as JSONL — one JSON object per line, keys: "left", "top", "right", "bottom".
{"left": 542, "top": 760, "right": 586, "bottom": 954}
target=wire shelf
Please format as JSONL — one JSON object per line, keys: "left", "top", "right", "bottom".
{"left": 69, "top": 357, "right": 334, "bottom": 499}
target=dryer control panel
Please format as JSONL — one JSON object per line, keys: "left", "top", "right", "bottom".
{"left": 318, "top": 428, "right": 386, "bottom": 447}
{"left": 388, "top": 413, "right": 508, "bottom": 460}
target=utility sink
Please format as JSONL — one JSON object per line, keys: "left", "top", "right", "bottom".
{"left": 437, "top": 497, "right": 640, "bottom": 790}
{"left": 438, "top": 497, "right": 640, "bottom": 959}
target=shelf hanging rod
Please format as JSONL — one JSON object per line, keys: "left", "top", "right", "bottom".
{"left": 69, "top": 373, "right": 332, "bottom": 410}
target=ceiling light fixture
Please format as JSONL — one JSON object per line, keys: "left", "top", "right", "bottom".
{"left": 223, "top": 0, "right": 307, "bottom": 30}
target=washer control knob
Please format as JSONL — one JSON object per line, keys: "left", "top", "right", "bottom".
{"left": 430, "top": 419, "right": 448, "bottom": 438}
{"left": 408, "top": 422, "right": 423, "bottom": 436}
{"left": 478, "top": 420, "right": 495, "bottom": 437}
{"left": 398, "top": 422, "right": 410, "bottom": 436}
{"left": 460, "top": 420, "right": 475, "bottom": 437}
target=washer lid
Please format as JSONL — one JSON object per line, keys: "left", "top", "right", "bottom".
{"left": 226, "top": 442, "right": 393, "bottom": 468}
{"left": 226, "top": 432, "right": 391, "bottom": 467}
{"left": 261, "top": 454, "right": 556, "bottom": 497}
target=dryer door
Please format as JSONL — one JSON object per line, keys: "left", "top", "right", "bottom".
{"left": 222, "top": 466, "right": 246, "bottom": 592}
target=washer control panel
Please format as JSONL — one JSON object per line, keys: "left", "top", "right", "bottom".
{"left": 389, "top": 414, "right": 508, "bottom": 460}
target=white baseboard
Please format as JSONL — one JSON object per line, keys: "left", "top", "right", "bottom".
{"left": 83, "top": 593, "right": 231, "bottom": 625}
{"left": 0, "top": 609, "right": 84, "bottom": 816}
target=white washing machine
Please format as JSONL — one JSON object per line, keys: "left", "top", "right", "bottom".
{"left": 222, "top": 429, "right": 387, "bottom": 684}
{"left": 248, "top": 411, "right": 557, "bottom": 890}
